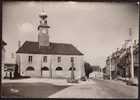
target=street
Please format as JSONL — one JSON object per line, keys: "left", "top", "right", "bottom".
{"left": 1, "top": 78, "right": 138, "bottom": 98}
{"left": 49, "top": 79, "right": 138, "bottom": 98}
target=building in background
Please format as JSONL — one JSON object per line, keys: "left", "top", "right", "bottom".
{"left": 16, "top": 11, "right": 85, "bottom": 79}
{"left": 104, "top": 40, "right": 139, "bottom": 80}
{"left": 117, "top": 40, "right": 139, "bottom": 79}
{"left": 89, "top": 65, "right": 103, "bottom": 79}
{"left": 1, "top": 40, "right": 7, "bottom": 79}
{"left": 4, "top": 63, "right": 16, "bottom": 79}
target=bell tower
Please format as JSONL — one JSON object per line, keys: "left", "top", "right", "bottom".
{"left": 38, "top": 10, "right": 50, "bottom": 47}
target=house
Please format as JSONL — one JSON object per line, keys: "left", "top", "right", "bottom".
{"left": 104, "top": 55, "right": 117, "bottom": 79}
{"left": 1, "top": 40, "right": 7, "bottom": 79}
{"left": 16, "top": 11, "right": 85, "bottom": 79}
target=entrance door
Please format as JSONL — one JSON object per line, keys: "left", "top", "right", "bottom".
{"left": 10, "top": 72, "right": 12, "bottom": 79}
{"left": 41, "top": 67, "right": 49, "bottom": 77}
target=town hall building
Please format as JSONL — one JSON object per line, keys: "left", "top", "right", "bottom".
{"left": 16, "top": 11, "right": 85, "bottom": 79}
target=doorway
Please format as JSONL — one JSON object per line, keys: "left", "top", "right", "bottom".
{"left": 41, "top": 66, "right": 49, "bottom": 77}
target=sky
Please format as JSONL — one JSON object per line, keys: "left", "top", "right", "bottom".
{"left": 2, "top": 1, "right": 139, "bottom": 68}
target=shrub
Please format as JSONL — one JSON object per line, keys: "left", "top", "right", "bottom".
{"left": 80, "top": 76, "right": 87, "bottom": 81}
{"left": 67, "top": 78, "right": 79, "bottom": 83}
{"left": 20, "top": 76, "right": 31, "bottom": 78}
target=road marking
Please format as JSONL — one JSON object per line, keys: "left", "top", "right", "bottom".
{"left": 10, "top": 88, "right": 19, "bottom": 93}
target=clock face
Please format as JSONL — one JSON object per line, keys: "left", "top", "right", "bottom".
{"left": 41, "top": 29, "right": 47, "bottom": 34}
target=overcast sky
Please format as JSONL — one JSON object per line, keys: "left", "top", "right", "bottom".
{"left": 2, "top": 1, "right": 139, "bottom": 68}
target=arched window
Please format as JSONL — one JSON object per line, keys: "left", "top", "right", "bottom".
{"left": 69, "top": 67, "right": 76, "bottom": 71}
{"left": 41, "top": 66, "right": 49, "bottom": 71}
{"left": 56, "top": 67, "right": 63, "bottom": 71}
{"left": 26, "top": 66, "right": 34, "bottom": 71}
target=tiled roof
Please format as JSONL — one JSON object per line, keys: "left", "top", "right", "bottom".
{"left": 16, "top": 41, "right": 83, "bottom": 55}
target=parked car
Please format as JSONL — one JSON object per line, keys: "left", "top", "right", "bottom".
{"left": 80, "top": 76, "right": 87, "bottom": 81}
{"left": 126, "top": 78, "right": 138, "bottom": 86}
{"left": 89, "top": 72, "right": 103, "bottom": 79}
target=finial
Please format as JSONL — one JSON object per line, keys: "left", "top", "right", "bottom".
{"left": 41, "top": 8, "right": 45, "bottom": 14}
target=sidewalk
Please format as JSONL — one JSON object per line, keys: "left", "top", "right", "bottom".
{"left": 49, "top": 83, "right": 104, "bottom": 98}
{"left": 116, "top": 76, "right": 129, "bottom": 82}
{"left": 116, "top": 77, "right": 138, "bottom": 86}
{"left": 2, "top": 78, "right": 95, "bottom": 86}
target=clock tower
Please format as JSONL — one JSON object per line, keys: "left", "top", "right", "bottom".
{"left": 38, "top": 11, "right": 50, "bottom": 47}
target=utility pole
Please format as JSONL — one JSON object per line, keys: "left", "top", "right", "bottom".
{"left": 130, "top": 41, "right": 134, "bottom": 78}
{"left": 50, "top": 56, "right": 52, "bottom": 79}
{"left": 71, "top": 61, "right": 75, "bottom": 80}
{"left": 41, "top": 57, "right": 42, "bottom": 77}
{"left": 129, "top": 28, "right": 134, "bottom": 79}
{"left": 109, "top": 56, "right": 112, "bottom": 80}
{"left": 17, "top": 41, "right": 21, "bottom": 75}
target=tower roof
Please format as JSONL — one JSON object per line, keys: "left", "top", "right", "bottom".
{"left": 38, "top": 10, "right": 50, "bottom": 30}
{"left": 39, "top": 10, "right": 48, "bottom": 20}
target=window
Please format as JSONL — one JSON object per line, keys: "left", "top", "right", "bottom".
{"left": 28, "top": 56, "right": 32, "bottom": 63}
{"left": 43, "top": 56, "right": 47, "bottom": 62}
{"left": 41, "top": 66, "right": 49, "bottom": 71}
{"left": 56, "top": 67, "right": 63, "bottom": 71}
{"left": 69, "top": 67, "right": 76, "bottom": 71}
{"left": 57, "top": 57, "right": 61, "bottom": 63}
{"left": 26, "top": 66, "right": 34, "bottom": 71}
{"left": 70, "top": 57, "right": 74, "bottom": 63}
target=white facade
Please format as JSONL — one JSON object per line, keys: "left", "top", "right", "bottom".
{"left": 16, "top": 12, "right": 85, "bottom": 79}
{"left": 17, "top": 53, "right": 85, "bottom": 79}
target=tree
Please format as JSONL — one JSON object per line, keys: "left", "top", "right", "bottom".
{"left": 14, "top": 64, "right": 20, "bottom": 78}
{"left": 84, "top": 62, "right": 93, "bottom": 78}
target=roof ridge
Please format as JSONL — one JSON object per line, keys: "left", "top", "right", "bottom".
{"left": 51, "top": 42, "right": 73, "bottom": 45}
{"left": 25, "top": 41, "right": 73, "bottom": 45}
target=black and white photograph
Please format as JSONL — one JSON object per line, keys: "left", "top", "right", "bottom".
{"left": 1, "top": 1, "right": 139, "bottom": 98}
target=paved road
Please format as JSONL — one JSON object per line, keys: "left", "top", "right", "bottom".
{"left": 49, "top": 79, "right": 138, "bottom": 98}
{"left": 1, "top": 83, "right": 69, "bottom": 98}
{"left": 1, "top": 79, "right": 138, "bottom": 98}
